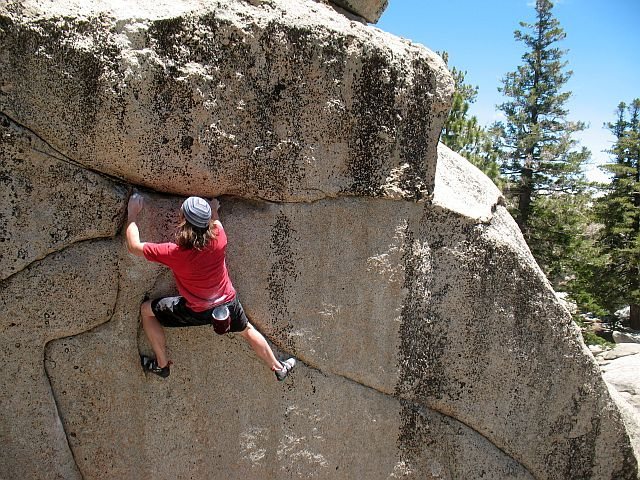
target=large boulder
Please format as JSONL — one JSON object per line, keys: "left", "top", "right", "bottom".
{"left": 0, "top": 1, "right": 637, "bottom": 479}
{"left": 0, "top": 0, "right": 451, "bottom": 203}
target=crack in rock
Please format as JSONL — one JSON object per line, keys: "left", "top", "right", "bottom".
{"left": 0, "top": 238, "right": 119, "bottom": 480}
{"left": 0, "top": 112, "right": 130, "bottom": 281}
{"left": 43, "top": 273, "right": 123, "bottom": 480}
{"left": 1, "top": 111, "right": 128, "bottom": 187}
{"left": 2, "top": 234, "right": 124, "bottom": 282}
{"left": 309, "top": 360, "right": 536, "bottom": 478}
{"left": 42, "top": 245, "right": 123, "bottom": 480}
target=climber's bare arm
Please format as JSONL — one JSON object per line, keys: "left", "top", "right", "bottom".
{"left": 126, "top": 193, "right": 146, "bottom": 257}
{"left": 209, "top": 197, "right": 221, "bottom": 226}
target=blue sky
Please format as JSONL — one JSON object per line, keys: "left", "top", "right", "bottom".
{"left": 377, "top": 0, "right": 640, "bottom": 182}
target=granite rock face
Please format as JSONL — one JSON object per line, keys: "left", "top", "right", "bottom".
{"left": 0, "top": 115, "right": 128, "bottom": 280}
{"left": 1, "top": 240, "right": 119, "bottom": 479}
{"left": 0, "top": 1, "right": 637, "bottom": 479}
{"left": 330, "top": 0, "right": 389, "bottom": 23}
{"left": 598, "top": 344, "right": 640, "bottom": 460}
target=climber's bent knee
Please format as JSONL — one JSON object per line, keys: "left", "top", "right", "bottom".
{"left": 141, "top": 300, "right": 154, "bottom": 318}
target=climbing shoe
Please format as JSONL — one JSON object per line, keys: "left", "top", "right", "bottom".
{"left": 275, "top": 358, "right": 296, "bottom": 381}
{"left": 140, "top": 355, "right": 170, "bottom": 378}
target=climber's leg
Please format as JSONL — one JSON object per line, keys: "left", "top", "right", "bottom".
{"left": 226, "top": 298, "right": 295, "bottom": 380}
{"left": 238, "top": 323, "right": 283, "bottom": 371}
{"left": 140, "top": 296, "right": 213, "bottom": 372}
{"left": 223, "top": 297, "right": 282, "bottom": 371}
{"left": 140, "top": 300, "right": 170, "bottom": 368}
{"left": 238, "top": 324, "right": 295, "bottom": 381}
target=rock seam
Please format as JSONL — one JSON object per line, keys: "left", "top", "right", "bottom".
{"left": 296, "top": 352, "right": 536, "bottom": 478}
{"left": 42, "top": 271, "right": 123, "bottom": 480}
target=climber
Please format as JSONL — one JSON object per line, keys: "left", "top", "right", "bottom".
{"left": 125, "top": 192, "right": 295, "bottom": 381}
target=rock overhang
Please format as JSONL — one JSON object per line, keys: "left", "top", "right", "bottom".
{"left": 0, "top": 0, "right": 453, "bottom": 203}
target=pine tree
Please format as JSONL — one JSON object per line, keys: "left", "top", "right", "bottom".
{"left": 527, "top": 191, "right": 593, "bottom": 284}
{"left": 595, "top": 100, "right": 640, "bottom": 329}
{"left": 493, "top": 0, "right": 589, "bottom": 251}
{"left": 439, "top": 53, "right": 502, "bottom": 186}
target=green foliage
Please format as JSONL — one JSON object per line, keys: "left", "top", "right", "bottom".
{"left": 528, "top": 192, "right": 592, "bottom": 283}
{"left": 436, "top": 4, "right": 637, "bottom": 330}
{"left": 572, "top": 316, "right": 614, "bottom": 347}
{"left": 591, "top": 100, "right": 640, "bottom": 324}
{"left": 559, "top": 100, "right": 640, "bottom": 330}
{"left": 436, "top": 3, "right": 637, "bottom": 332}
{"left": 563, "top": 225, "right": 610, "bottom": 317}
{"left": 493, "top": 0, "right": 589, "bottom": 228}
{"left": 581, "top": 330, "right": 614, "bottom": 348}
{"left": 492, "top": 0, "right": 591, "bottom": 283}
{"left": 439, "top": 52, "right": 503, "bottom": 187}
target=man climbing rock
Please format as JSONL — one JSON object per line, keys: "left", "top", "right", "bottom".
{"left": 125, "top": 193, "right": 295, "bottom": 381}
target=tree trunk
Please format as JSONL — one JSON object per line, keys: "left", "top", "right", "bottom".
{"left": 630, "top": 304, "right": 640, "bottom": 331}
{"left": 518, "top": 167, "right": 534, "bottom": 238}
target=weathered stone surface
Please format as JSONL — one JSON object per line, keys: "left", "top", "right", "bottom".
{"left": 47, "top": 321, "right": 535, "bottom": 480}
{"left": 0, "top": 0, "right": 452, "bottom": 203}
{"left": 0, "top": 115, "right": 128, "bottom": 280}
{"left": 223, "top": 197, "right": 414, "bottom": 394}
{"left": 40, "top": 187, "right": 638, "bottom": 479}
{"left": 433, "top": 143, "right": 503, "bottom": 222}
{"left": 602, "top": 354, "right": 640, "bottom": 413}
{"left": 395, "top": 203, "right": 635, "bottom": 479}
{"left": 330, "top": 0, "right": 388, "bottom": 23}
{"left": 0, "top": 1, "right": 637, "bottom": 479}
{"left": 608, "top": 383, "right": 640, "bottom": 467}
{"left": 600, "top": 343, "right": 640, "bottom": 361}
{"left": 0, "top": 240, "right": 119, "bottom": 480}
{"left": 615, "top": 330, "right": 640, "bottom": 344}
{"left": 31, "top": 193, "right": 533, "bottom": 479}
{"left": 603, "top": 352, "right": 640, "bottom": 465}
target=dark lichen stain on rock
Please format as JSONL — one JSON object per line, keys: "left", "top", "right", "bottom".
{"left": 611, "top": 453, "right": 639, "bottom": 480}
{"left": 396, "top": 400, "right": 438, "bottom": 476}
{"left": 147, "top": 17, "right": 185, "bottom": 58}
{"left": 267, "top": 211, "right": 299, "bottom": 354}
{"left": 271, "top": 83, "right": 286, "bottom": 102}
{"left": 347, "top": 49, "right": 400, "bottom": 197}
{"left": 395, "top": 221, "right": 447, "bottom": 403}
{"left": 0, "top": 14, "right": 121, "bottom": 143}
{"left": 233, "top": 21, "right": 319, "bottom": 199}
{"left": 394, "top": 206, "right": 640, "bottom": 478}
{"left": 545, "top": 385, "right": 637, "bottom": 479}
{"left": 181, "top": 135, "right": 194, "bottom": 152}
{"left": 145, "top": 14, "right": 330, "bottom": 198}
{"left": 136, "top": 69, "right": 196, "bottom": 181}
{"left": 397, "top": 59, "right": 439, "bottom": 200}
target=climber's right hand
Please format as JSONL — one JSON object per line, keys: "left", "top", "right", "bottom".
{"left": 209, "top": 198, "right": 220, "bottom": 212}
{"left": 128, "top": 192, "right": 144, "bottom": 220}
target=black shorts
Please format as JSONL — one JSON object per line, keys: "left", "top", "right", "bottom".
{"left": 151, "top": 296, "right": 248, "bottom": 335}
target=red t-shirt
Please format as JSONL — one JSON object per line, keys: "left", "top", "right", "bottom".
{"left": 143, "top": 224, "right": 236, "bottom": 312}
